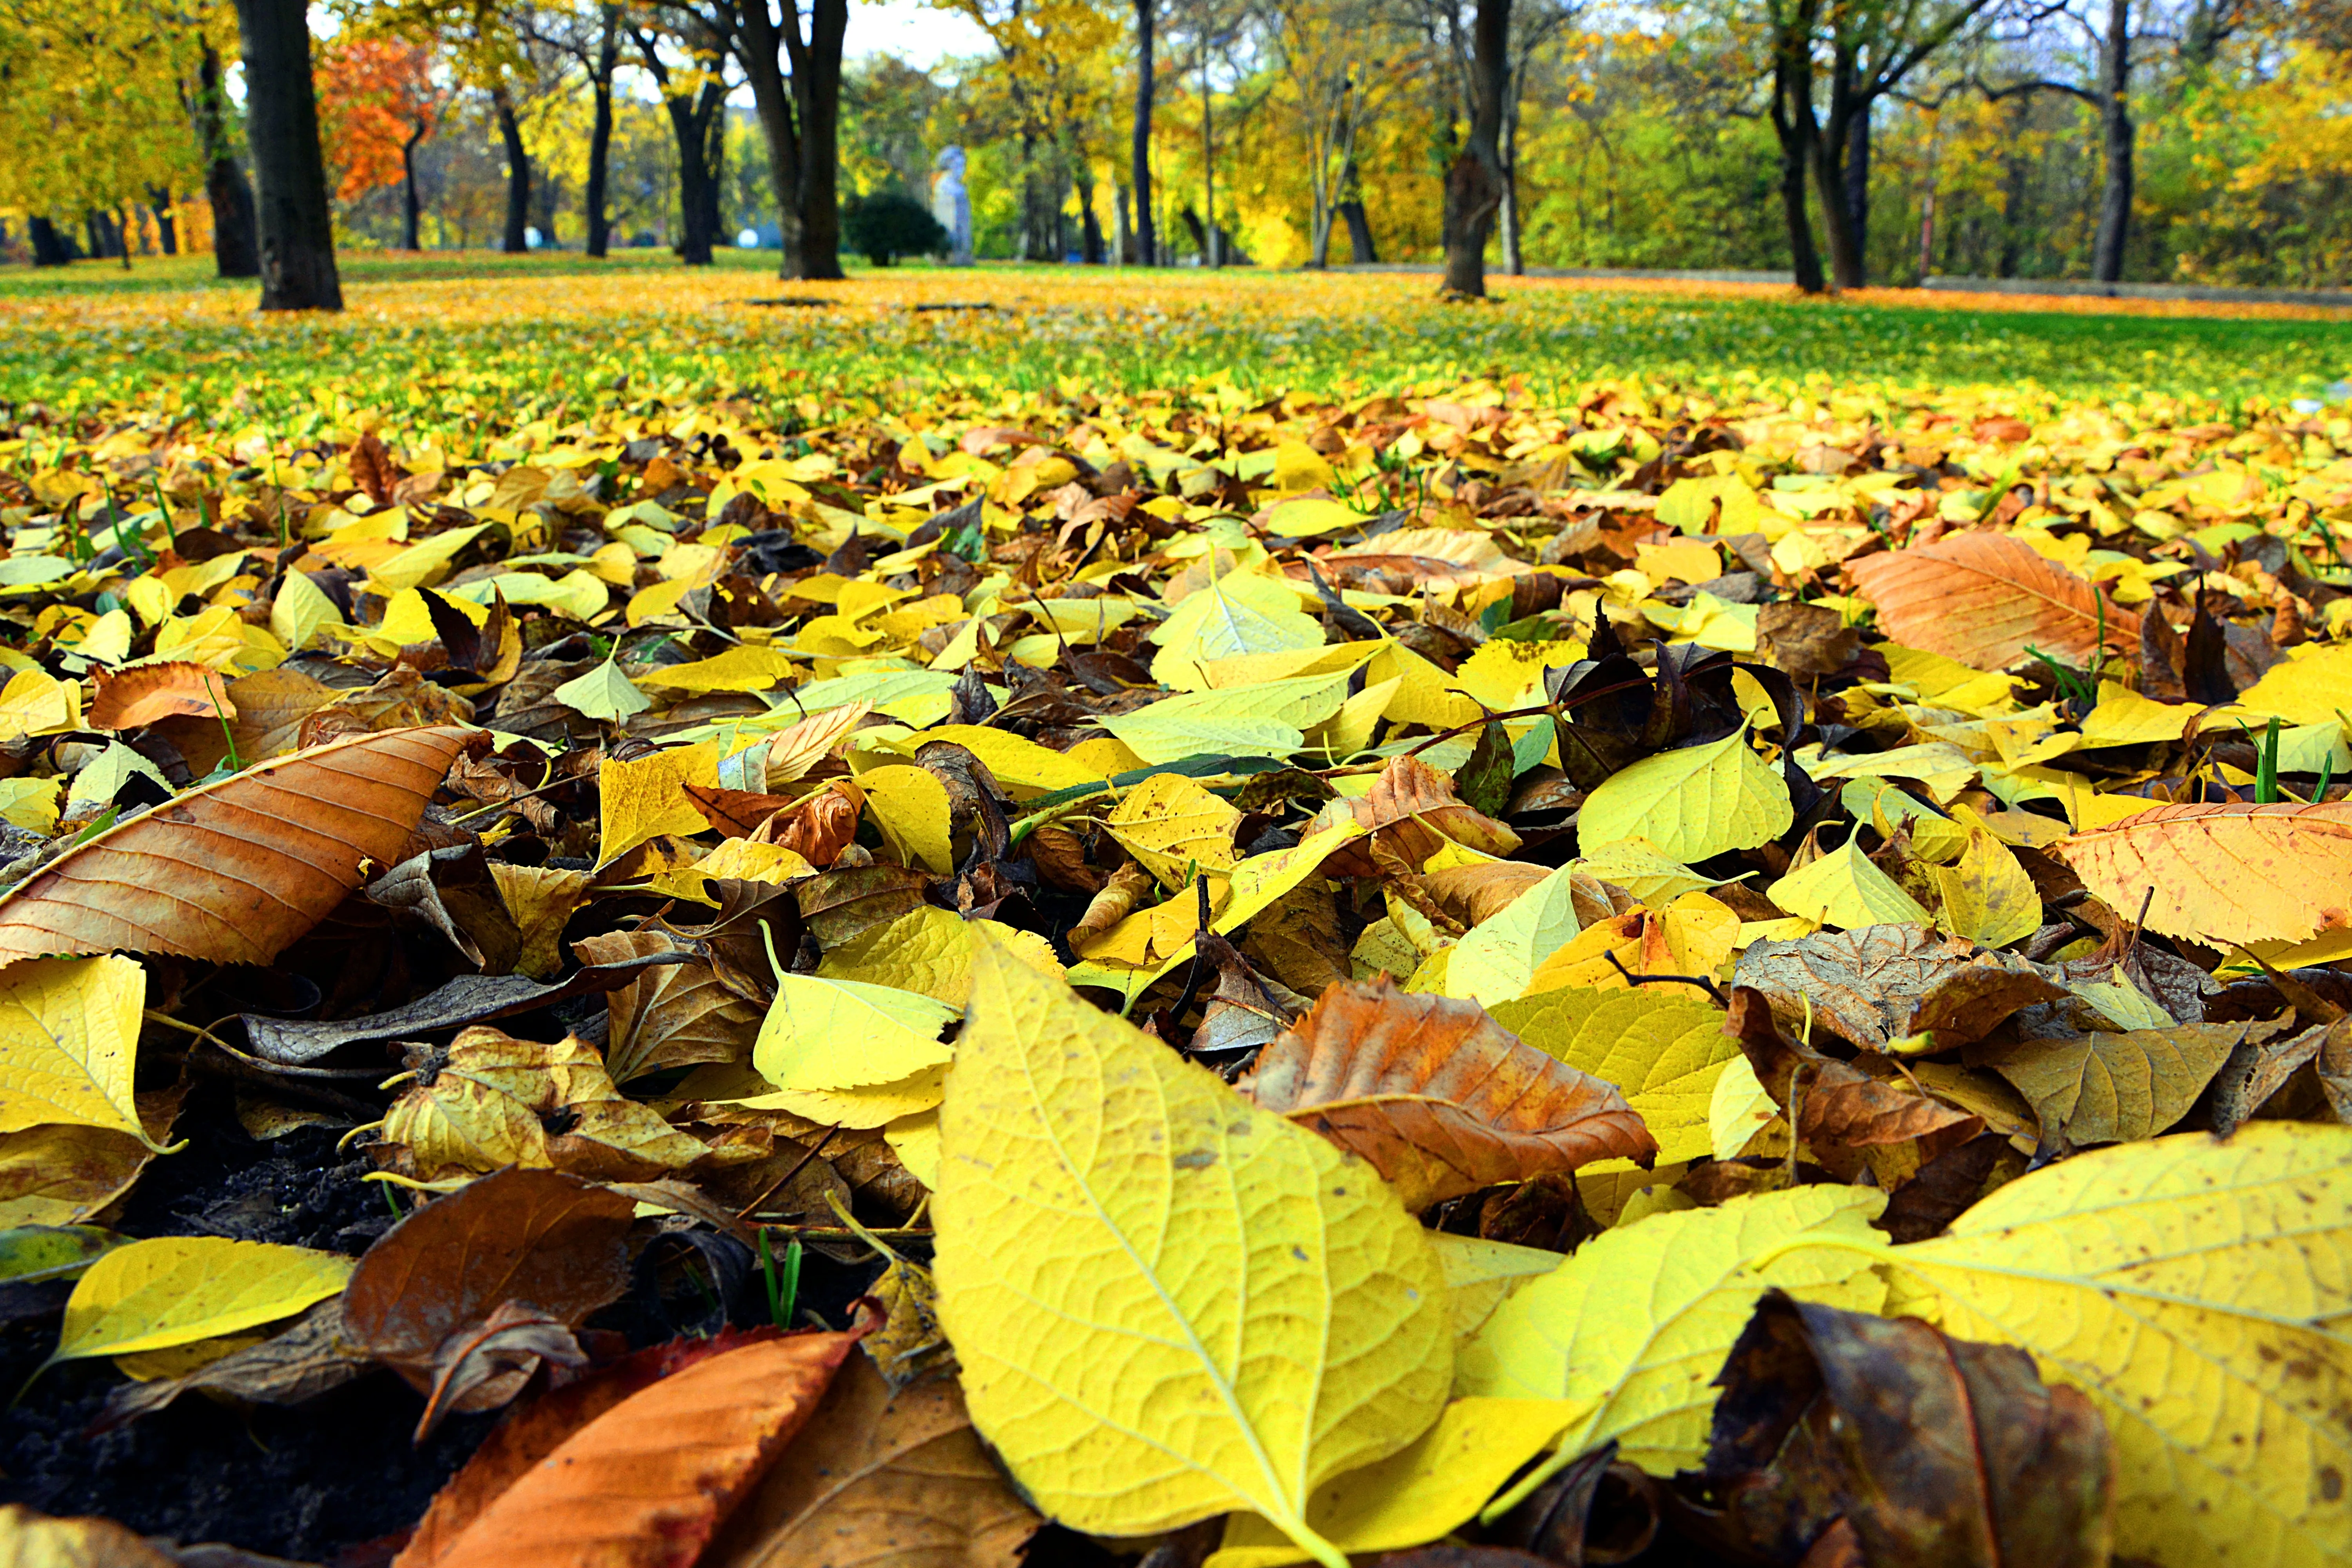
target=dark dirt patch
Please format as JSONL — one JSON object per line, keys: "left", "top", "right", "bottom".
{"left": 0, "top": 1080, "right": 887, "bottom": 1563}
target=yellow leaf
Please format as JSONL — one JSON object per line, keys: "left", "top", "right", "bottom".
{"left": 1363, "top": 640, "right": 1483, "bottom": 731}
{"left": 1103, "top": 673, "right": 1352, "bottom": 765}
{"left": 1432, "top": 1232, "right": 1563, "bottom": 1349}
{"left": 1579, "top": 727, "right": 1792, "bottom": 862}
{"left": 818, "top": 905, "right": 1063, "bottom": 1005}
{"left": 2235, "top": 642, "right": 2352, "bottom": 726}
{"left": 635, "top": 644, "right": 800, "bottom": 694}
{"left": 0, "top": 669, "right": 80, "bottom": 742}
{"left": 0, "top": 778, "right": 59, "bottom": 835}
{"left": 269, "top": 568, "right": 343, "bottom": 654}
{"left": 754, "top": 973, "right": 960, "bottom": 1094}
{"left": 884, "top": 1108, "right": 940, "bottom": 1189}
{"left": 1869, "top": 1125, "right": 2352, "bottom": 1568}
{"left": 693, "top": 838, "right": 816, "bottom": 885}
{"left": 1932, "top": 808, "right": 2042, "bottom": 947}
{"left": 1106, "top": 772, "right": 1242, "bottom": 891}
{"left": 1707, "top": 1053, "right": 1781, "bottom": 1160}
{"left": 934, "top": 934, "right": 1453, "bottom": 1565}
{"left": 1205, "top": 1397, "right": 1593, "bottom": 1568}
{"left": 731, "top": 1070, "right": 949, "bottom": 1129}
{"left": 1149, "top": 563, "right": 1324, "bottom": 687}
{"left": 44, "top": 1237, "right": 351, "bottom": 1369}
{"left": 597, "top": 742, "right": 720, "bottom": 866}
{"left": 859, "top": 764, "right": 956, "bottom": 873}
{"left": 1521, "top": 893, "right": 1739, "bottom": 997}
{"left": 1451, "top": 639, "right": 1587, "bottom": 712}
{"left": 1261, "top": 495, "right": 1371, "bottom": 537}
{"left": 1491, "top": 985, "right": 1740, "bottom": 1166}
{"left": 1574, "top": 838, "right": 1717, "bottom": 904}
{"left": 1440, "top": 862, "right": 1587, "bottom": 1004}
{"left": 1767, "top": 834, "right": 1934, "bottom": 929}
{"left": 2051, "top": 800, "right": 2352, "bottom": 947}
{"left": 874, "top": 724, "right": 1112, "bottom": 798}
{"left": 1456, "top": 1187, "right": 1888, "bottom": 1495}
{"left": 0, "top": 957, "right": 161, "bottom": 1149}
{"left": 1267, "top": 440, "right": 1337, "bottom": 494}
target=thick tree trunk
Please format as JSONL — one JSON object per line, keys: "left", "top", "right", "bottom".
{"left": 1342, "top": 198, "right": 1377, "bottom": 262}
{"left": 232, "top": 0, "right": 341, "bottom": 309}
{"left": 1811, "top": 51, "right": 1866, "bottom": 290}
{"left": 194, "top": 41, "right": 260, "bottom": 279}
{"left": 494, "top": 89, "right": 531, "bottom": 252}
{"left": 1842, "top": 100, "right": 1869, "bottom": 279}
{"left": 148, "top": 188, "right": 179, "bottom": 255}
{"left": 586, "top": 15, "right": 619, "bottom": 258}
{"left": 1769, "top": 30, "right": 1826, "bottom": 294}
{"left": 780, "top": 0, "right": 848, "bottom": 279}
{"left": 1077, "top": 165, "right": 1105, "bottom": 262}
{"left": 735, "top": 2, "right": 803, "bottom": 276}
{"left": 27, "top": 217, "right": 71, "bottom": 267}
{"left": 2091, "top": 0, "right": 2132, "bottom": 283}
{"left": 1132, "top": 0, "right": 1156, "bottom": 267}
{"left": 1439, "top": 0, "right": 1510, "bottom": 297}
{"left": 664, "top": 83, "right": 722, "bottom": 265}
{"left": 401, "top": 131, "right": 424, "bottom": 249}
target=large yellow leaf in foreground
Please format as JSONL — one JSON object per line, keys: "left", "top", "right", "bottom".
{"left": 44, "top": 1236, "right": 352, "bottom": 1371}
{"left": 932, "top": 935, "right": 1452, "bottom": 1567}
{"left": 1577, "top": 726, "right": 1792, "bottom": 863}
{"left": 1455, "top": 1186, "right": 1889, "bottom": 1502}
{"left": 1873, "top": 1125, "right": 2352, "bottom": 1568}
{"left": 0, "top": 956, "right": 158, "bottom": 1149}
{"left": 2051, "top": 800, "right": 2352, "bottom": 947}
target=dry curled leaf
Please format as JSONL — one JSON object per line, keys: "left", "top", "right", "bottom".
{"left": 1240, "top": 978, "right": 1657, "bottom": 1210}
{"left": 1725, "top": 986, "right": 1982, "bottom": 1176}
{"left": 342, "top": 1168, "right": 632, "bottom": 1417}
{"left": 1845, "top": 531, "right": 2139, "bottom": 670}
{"left": 87, "top": 661, "right": 234, "bottom": 731}
{"left": 1731, "top": 926, "right": 2065, "bottom": 1053}
{"left": 0, "top": 725, "right": 469, "bottom": 967}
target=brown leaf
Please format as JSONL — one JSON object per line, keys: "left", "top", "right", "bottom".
{"left": 349, "top": 431, "right": 405, "bottom": 505}
{"left": 573, "top": 929, "right": 761, "bottom": 1083}
{"left": 398, "top": 1328, "right": 788, "bottom": 1568}
{"left": 1239, "top": 978, "right": 1657, "bottom": 1210}
{"left": 241, "top": 955, "right": 689, "bottom": 1065}
{"left": 1980, "top": 1016, "right": 2292, "bottom": 1147}
{"left": 792, "top": 863, "right": 932, "bottom": 947}
{"left": 684, "top": 784, "right": 805, "bottom": 838}
{"left": 1753, "top": 601, "right": 1861, "bottom": 678}
{"left": 1188, "top": 931, "right": 1294, "bottom": 1058}
{"left": 1305, "top": 755, "right": 1522, "bottom": 877}
{"left": 0, "top": 726, "right": 468, "bottom": 968}
{"left": 1700, "top": 1292, "right": 2110, "bottom": 1568}
{"left": 2049, "top": 800, "right": 2352, "bottom": 947}
{"left": 1070, "top": 860, "right": 1155, "bottom": 954}
{"left": 1844, "top": 532, "right": 2138, "bottom": 670}
{"left": 367, "top": 842, "right": 524, "bottom": 974}
{"left": 401, "top": 1323, "right": 869, "bottom": 1568}
{"left": 1731, "top": 926, "right": 2065, "bottom": 1053}
{"left": 1724, "top": 987, "right": 1981, "bottom": 1171}
{"left": 708, "top": 1348, "right": 1041, "bottom": 1568}
{"left": 94, "top": 1298, "right": 372, "bottom": 1433}
{"left": 343, "top": 1168, "right": 633, "bottom": 1409}
{"left": 88, "top": 661, "right": 235, "bottom": 731}
{"left": 757, "top": 779, "right": 863, "bottom": 866}
{"left": 376, "top": 1028, "right": 706, "bottom": 1182}
{"left": 414, "top": 1299, "right": 590, "bottom": 1443}
{"left": 149, "top": 667, "right": 341, "bottom": 772}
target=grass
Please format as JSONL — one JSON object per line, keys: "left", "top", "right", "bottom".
{"left": 4, "top": 250, "right": 2350, "bottom": 445}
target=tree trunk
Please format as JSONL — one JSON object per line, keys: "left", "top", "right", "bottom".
{"left": 665, "top": 82, "right": 721, "bottom": 264}
{"left": 27, "top": 217, "right": 70, "bottom": 267}
{"left": 1132, "top": 0, "right": 1156, "bottom": 267}
{"left": 1115, "top": 179, "right": 1134, "bottom": 261}
{"left": 1342, "top": 199, "right": 1376, "bottom": 262}
{"left": 1841, "top": 98, "right": 1869, "bottom": 281}
{"left": 1077, "top": 163, "right": 1105, "bottom": 262}
{"left": 494, "top": 88, "right": 531, "bottom": 252}
{"left": 401, "top": 129, "right": 425, "bottom": 249}
{"left": 1811, "top": 49, "right": 1866, "bottom": 290}
{"left": 586, "top": 15, "right": 619, "bottom": 257}
{"left": 232, "top": 0, "right": 341, "bottom": 309}
{"left": 1180, "top": 205, "right": 1208, "bottom": 256}
{"left": 737, "top": 5, "right": 804, "bottom": 276}
{"left": 778, "top": 0, "right": 848, "bottom": 279}
{"left": 194, "top": 40, "right": 260, "bottom": 279}
{"left": 1440, "top": 0, "right": 1510, "bottom": 297}
{"left": 148, "top": 188, "right": 179, "bottom": 255}
{"left": 2091, "top": 0, "right": 2132, "bottom": 283}
{"left": 1769, "top": 17, "right": 1826, "bottom": 295}
{"left": 1200, "top": 41, "right": 1218, "bottom": 267}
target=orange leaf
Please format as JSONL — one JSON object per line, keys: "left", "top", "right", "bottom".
{"left": 1238, "top": 977, "right": 1657, "bottom": 1210}
{"left": 2049, "top": 799, "right": 2352, "bottom": 946}
{"left": 0, "top": 725, "right": 468, "bottom": 967}
{"left": 413, "top": 1324, "right": 870, "bottom": 1568}
{"left": 1846, "top": 532, "right": 2138, "bottom": 670}
{"left": 88, "top": 661, "right": 236, "bottom": 730}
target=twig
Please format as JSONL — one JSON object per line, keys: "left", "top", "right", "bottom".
{"left": 1603, "top": 951, "right": 1728, "bottom": 1006}
{"left": 735, "top": 1125, "right": 840, "bottom": 1220}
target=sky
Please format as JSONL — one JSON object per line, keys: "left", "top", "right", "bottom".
{"left": 849, "top": 0, "right": 994, "bottom": 69}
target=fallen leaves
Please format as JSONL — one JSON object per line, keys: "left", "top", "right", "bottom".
{"left": 0, "top": 725, "right": 469, "bottom": 966}
{"left": 38, "top": 1236, "right": 353, "bottom": 1381}
{"left": 1846, "top": 531, "right": 2139, "bottom": 669}
{"left": 2051, "top": 799, "right": 2352, "bottom": 946}
{"left": 933, "top": 935, "right": 1452, "bottom": 1564}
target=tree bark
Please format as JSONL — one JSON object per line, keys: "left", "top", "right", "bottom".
{"left": 193, "top": 40, "right": 259, "bottom": 279}
{"left": 1076, "top": 162, "right": 1105, "bottom": 262}
{"left": 2091, "top": 0, "right": 2132, "bottom": 282}
{"left": 734, "top": 2, "right": 803, "bottom": 274}
{"left": 400, "top": 129, "right": 425, "bottom": 249}
{"left": 27, "top": 217, "right": 71, "bottom": 267}
{"left": 778, "top": 0, "right": 848, "bottom": 279}
{"left": 494, "top": 87, "right": 531, "bottom": 252}
{"left": 231, "top": 0, "right": 341, "bottom": 309}
{"left": 1842, "top": 98, "right": 1869, "bottom": 278}
{"left": 1767, "top": 0, "right": 1826, "bottom": 296}
{"left": 1811, "top": 48, "right": 1866, "bottom": 289}
{"left": 1439, "top": 0, "right": 1510, "bottom": 297}
{"left": 586, "top": 13, "right": 620, "bottom": 257}
{"left": 1342, "top": 199, "right": 1377, "bottom": 262}
{"left": 1132, "top": 0, "right": 1157, "bottom": 267}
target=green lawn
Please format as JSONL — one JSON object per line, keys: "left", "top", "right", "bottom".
{"left": 3, "top": 250, "right": 2347, "bottom": 440}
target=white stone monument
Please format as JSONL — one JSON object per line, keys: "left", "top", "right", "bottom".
{"left": 931, "top": 146, "right": 973, "bottom": 266}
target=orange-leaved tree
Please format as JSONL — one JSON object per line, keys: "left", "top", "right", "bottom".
{"left": 317, "top": 36, "right": 450, "bottom": 248}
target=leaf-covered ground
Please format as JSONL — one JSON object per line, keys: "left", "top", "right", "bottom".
{"left": 1, "top": 267, "right": 2350, "bottom": 1568}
